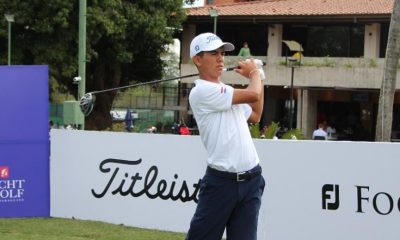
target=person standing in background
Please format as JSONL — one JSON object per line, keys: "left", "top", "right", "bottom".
{"left": 238, "top": 41, "right": 251, "bottom": 57}
{"left": 124, "top": 108, "right": 134, "bottom": 132}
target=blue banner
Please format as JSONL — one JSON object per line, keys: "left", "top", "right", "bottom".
{"left": 0, "top": 66, "right": 50, "bottom": 217}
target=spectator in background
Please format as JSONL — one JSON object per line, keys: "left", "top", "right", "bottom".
{"left": 312, "top": 123, "right": 328, "bottom": 140}
{"left": 324, "top": 121, "right": 337, "bottom": 139}
{"left": 125, "top": 108, "right": 134, "bottom": 132}
{"left": 238, "top": 41, "right": 251, "bottom": 57}
{"left": 179, "top": 123, "right": 191, "bottom": 135}
{"left": 172, "top": 121, "right": 181, "bottom": 134}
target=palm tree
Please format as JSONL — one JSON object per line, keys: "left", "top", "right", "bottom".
{"left": 375, "top": 0, "right": 400, "bottom": 141}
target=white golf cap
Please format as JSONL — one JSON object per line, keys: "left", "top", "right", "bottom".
{"left": 190, "top": 32, "right": 235, "bottom": 58}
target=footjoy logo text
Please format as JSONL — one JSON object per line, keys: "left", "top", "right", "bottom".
{"left": 91, "top": 158, "right": 201, "bottom": 203}
{"left": 322, "top": 184, "right": 400, "bottom": 215}
{"left": 322, "top": 184, "right": 340, "bottom": 210}
{"left": 0, "top": 166, "right": 26, "bottom": 202}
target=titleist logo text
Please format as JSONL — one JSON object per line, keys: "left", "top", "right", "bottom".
{"left": 91, "top": 158, "right": 201, "bottom": 203}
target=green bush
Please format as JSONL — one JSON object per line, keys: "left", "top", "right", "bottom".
{"left": 251, "top": 121, "right": 304, "bottom": 140}
{"left": 281, "top": 128, "right": 305, "bottom": 140}
{"left": 250, "top": 123, "right": 261, "bottom": 138}
{"left": 263, "top": 121, "right": 280, "bottom": 139}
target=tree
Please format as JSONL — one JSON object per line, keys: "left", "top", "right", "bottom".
{"left": 375, "top": 0, "right": 400, "bottom": 141}
{"left": 0, "top": 0, "right": 186, "bottom": 130}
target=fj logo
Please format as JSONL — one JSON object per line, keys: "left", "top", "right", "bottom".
{"left": 322, "top": 184, "right": 340, "bottom": 210}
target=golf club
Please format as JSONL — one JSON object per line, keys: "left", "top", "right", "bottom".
{"left": 80, "top": 60, "right": 266, "bottom": 116}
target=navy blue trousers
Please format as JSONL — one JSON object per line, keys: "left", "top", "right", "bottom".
{"left": 186, "top": 167, "right": 265, "bottom": 240}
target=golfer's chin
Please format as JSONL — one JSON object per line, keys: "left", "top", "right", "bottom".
{"left": 211, "top": 68, "right": 223, "bottom": 76}
{"left": 203, "top": 70, "right": 222, "bottom": 81}
{"left": 214, "top": 72, "right": 223, "bottom": 80}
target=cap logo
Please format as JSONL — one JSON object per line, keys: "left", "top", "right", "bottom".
{"left": 195, "top": 45, "right": 200, "bottom": 52}
{"left": 206, "top": 35, "right": 219, "bottom": 44}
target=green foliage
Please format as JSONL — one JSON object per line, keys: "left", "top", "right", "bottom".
{"left": 250, "top": 121, "right": 304, "bottom": 140}
{"left": 368, "top": 59, "right": 378, "bottom": 68}
{"left": 279, "top": 57, "right": 336, "bottom": 68}
{"left": 0, "top": 0, "right": 187, "bottom": 129}
{"left": 344, "top": 62, "right": 353, "bottom": 68}
{"left": 106, "top": 121, "right": 141, "bottom": 133}
{"left": 281, "top": 128, "right": 305, "bottom": 140}
{"left": 264, "top": 121, "right": 280, "bottom": 139}
{"left": 305, "top": 57, "right": 337, "bottom": 67}
{"left": 250, "top": 123, "right": 261, "bottom": 138}
{"left": 162, "top": 48, "right": 180, "bottom": 83}
{"left": 49, "top": 76, "right": 75, "bottom": 103}
{"left": 0, "top": 217, "right": 185, "bottom": 240}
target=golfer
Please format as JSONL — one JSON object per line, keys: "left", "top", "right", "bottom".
{"left": 186, "top": 32, "right": 266, "bottom": 240}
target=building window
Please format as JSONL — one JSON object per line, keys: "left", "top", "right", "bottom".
{"left": 283, "top": 24, "right": 365, "bottom": 57}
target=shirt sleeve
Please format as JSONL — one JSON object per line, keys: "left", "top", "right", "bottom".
{"left": 239, "top": 103, "right": 252, "bottom": 120}
{"left": 190, "top": 81, "right": 234, "bottom": 113}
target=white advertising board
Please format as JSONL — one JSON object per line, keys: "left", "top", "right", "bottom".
{"left": 50, "top": 130, "right": 400, "bottom": 240}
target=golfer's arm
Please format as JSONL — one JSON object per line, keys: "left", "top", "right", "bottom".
{"left": 232, "top": 72, "right": 263, "bottom": 123}
{"left": 248, "top": 86, "right": 264, "bottom": 123}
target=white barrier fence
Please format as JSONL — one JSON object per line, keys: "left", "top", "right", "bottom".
{"left": 50, "top": 130, "right": 400, "bottom": 240}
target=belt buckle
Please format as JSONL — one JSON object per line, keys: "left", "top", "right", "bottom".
{"left": 236, "top": 171, "right": 247, "bottom": 182}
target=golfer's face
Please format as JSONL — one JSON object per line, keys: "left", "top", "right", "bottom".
{"left": 200, "top": 47, "right": 225, "bottom": 80}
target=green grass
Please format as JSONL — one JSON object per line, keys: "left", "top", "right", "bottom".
{"left": 0, "top": 217, "right": 186, "bottom": 240}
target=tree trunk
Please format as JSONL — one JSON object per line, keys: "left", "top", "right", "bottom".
{"left": 375, "top": 0, "right": 400, "bottom": 141}
{"left": 85, "top": 61, "right": 121, "bottom": 130}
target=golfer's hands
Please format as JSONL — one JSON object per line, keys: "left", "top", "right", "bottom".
{"left": 234, "top": 59, "right": 260, "bottom": 80}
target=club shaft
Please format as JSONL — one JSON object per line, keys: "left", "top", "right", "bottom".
{"left": 91, "top": 73, "right": 199, "bottom": 95}
{"left": 89, "top": 61, "right": 266, "bottom": 95}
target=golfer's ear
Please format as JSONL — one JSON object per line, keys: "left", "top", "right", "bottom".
{"left": 192, "top": 55, "right": 202, "bottom": 67}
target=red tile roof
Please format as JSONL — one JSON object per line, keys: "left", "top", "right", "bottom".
{"left": 187, "top": 0, "right": 394, "bottom": 17}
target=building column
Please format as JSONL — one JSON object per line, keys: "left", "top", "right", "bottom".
{"left": 181, "top": 24, "right": 196, "bottom": 64}
{"left": 267, "top": 24, "right": 283, "bottom": 57}
{"left": 299, "top": 89, "right": 318, "bottom": 139}
{"left": 364, "top": 23, "right": 381, "bottom": 58}
{"left": 296, "top": 89, "right": 303, "bottom": 130}
{"left": 179, "top": 24, "right": 196, "bottom": 124}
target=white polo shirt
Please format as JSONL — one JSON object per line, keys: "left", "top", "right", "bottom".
{"left": 189, "top": 79, "right": 260, "bottom": 172}
{"left": 312, "top": 128, "right": 328, "bottom": 140}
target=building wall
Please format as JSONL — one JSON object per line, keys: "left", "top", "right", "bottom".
{"left": 180, "top": 18, "right": 395, "bottom": 140}
{"left": 181, "top": 57, "right": 400, "bottom": 89}
{"left": 181, "top": 24, "right": 196, "bottom": 64}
